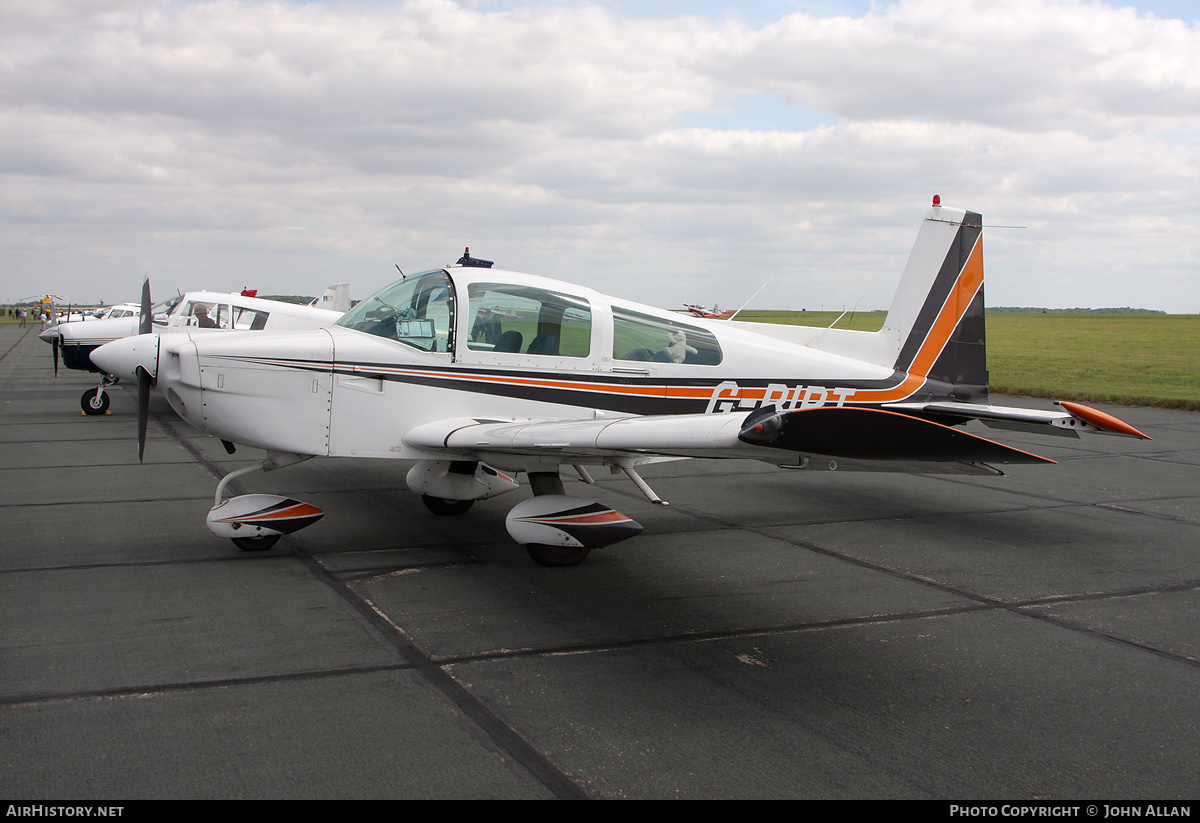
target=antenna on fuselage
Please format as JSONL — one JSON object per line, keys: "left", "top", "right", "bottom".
{"left": 727, "top": 274, "right": 777, "bottom": 322}
{"left": 395, "top": 264, "right": 406, "bottom": 280}
{"left": 811, "top": 296, "right": 864, "bottom": 345}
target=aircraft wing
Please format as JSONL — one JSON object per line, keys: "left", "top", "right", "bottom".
{"left": 403, "top": 405, "right": 1059, "bottom": 474}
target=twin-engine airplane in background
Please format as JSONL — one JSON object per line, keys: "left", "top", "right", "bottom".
{"left": 93, "top": 199, "right": 1149, "bottom": 564}
{"left": 43, "top": 283, "right": 350, "bottom": 415}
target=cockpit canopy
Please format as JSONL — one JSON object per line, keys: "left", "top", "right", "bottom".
{"left": 338, "top": 267, "right": 722, "bottom": 365}
{"left": 336, "top": 270, "right": 455, "bottom": 352}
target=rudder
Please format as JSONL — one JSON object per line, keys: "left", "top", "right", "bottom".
{"left": 881, "top": 202, "right": 988, "bottom": 402}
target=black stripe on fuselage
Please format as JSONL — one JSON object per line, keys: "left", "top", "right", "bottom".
{"left": 203, "top": 354, "right": 916, "bottom": 416}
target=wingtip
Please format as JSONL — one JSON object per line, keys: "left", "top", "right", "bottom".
{"left": 1058, "top": 401, "right": 1151, "bottom": 440}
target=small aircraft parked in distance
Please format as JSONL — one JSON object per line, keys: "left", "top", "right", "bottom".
{"left": 93, "top": 199, "right": 1149, "bottom": 564}
{"left": 683, "top": 303, "right": 735, "bottom": 319}
{"left": 40, "top": 303, "right": 141, "bottom": 328}
{"left": 45, "top": 284, "right": 350, "bottom": 415}
{"left": 91, "top": 303, "right": 143, "bottom": 321}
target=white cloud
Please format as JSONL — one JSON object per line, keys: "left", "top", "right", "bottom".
{"left": 1, "top": 0, "right": 1197, "bottom": 314}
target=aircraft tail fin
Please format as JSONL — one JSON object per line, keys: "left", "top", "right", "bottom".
{"left": 879, "top": 200, "right": 988, "bottom": 402}
{"left": 310, "top": 283, "right": 351, "bottom": 313}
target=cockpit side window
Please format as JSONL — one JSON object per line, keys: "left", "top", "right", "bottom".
{"left": 612, "top": 307, "right": 722, "bottom": 365}
{"left": 336, "top": 270, "right": 455, "bottom": 353}
{"left": 232, "top": 306, "right": 270, "bottom": 330}
{"left": 186, "top": 301, "right": 226, "bottom": 329}
{"left": 466, "top": 284, "right": 591, "bottom": 358}
{"left": 152, "top": 295, "right": 184, "bottom": 326}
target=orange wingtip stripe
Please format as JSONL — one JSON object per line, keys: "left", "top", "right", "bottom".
{"left": 1059, "top": 402, "right": 1151, "bottom": 440}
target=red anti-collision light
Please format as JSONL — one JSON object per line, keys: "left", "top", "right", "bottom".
{"left": 932, "top": 195, "right": 941, "bottom": 206}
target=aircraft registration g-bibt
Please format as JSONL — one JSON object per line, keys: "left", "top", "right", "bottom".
{"left": 92, "top": 198, "right": 1150, "bottom": 566}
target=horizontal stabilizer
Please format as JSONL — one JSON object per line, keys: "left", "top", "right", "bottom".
{"left": 887, "top": 400, "right": 1151, "bottom": 440}
{"left": 737, "top": 406, "right": 1055, "bottom": 464}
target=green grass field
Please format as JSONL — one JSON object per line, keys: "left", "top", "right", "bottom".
{"left": 735, "top": 310, "right": 1200, "bottom": 410}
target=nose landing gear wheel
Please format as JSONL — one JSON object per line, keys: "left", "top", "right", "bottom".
{"left": 526, "top": 543, "right": 591, "bottom": 567}
{"left": 232, "top": 534, "right": 281, "bottom": 552}
{"left": 421, "top": 495, "right": 475, "bottom": 516}
{"left": 81, "top": 388, "right": 110, "bottom": 415}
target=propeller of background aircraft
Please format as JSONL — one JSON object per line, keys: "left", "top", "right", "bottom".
{"left": 136, "top": 278, "right": 152, "bottom": 462}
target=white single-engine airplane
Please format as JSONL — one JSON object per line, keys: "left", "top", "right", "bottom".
{"left": 93, "top": 199, "right": 1149, "bottom": 564}
{"left": 44, "top": 284, "right": 350, "bottom": 415}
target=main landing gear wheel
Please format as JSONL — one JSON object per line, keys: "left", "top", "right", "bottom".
{"left": 81, "top": 388, "right": 110, "bottom": 415}
{"left": 232, "top": 534, "right": 281, "bottom": 552}
{"left": 526, "top": 543, "right": 591, "bottom": 567}
{"left": 421, "top": 495, "right": 475, "bottom": 516}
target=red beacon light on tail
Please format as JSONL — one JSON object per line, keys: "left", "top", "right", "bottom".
{"left": 932, "top": 195, "right": 941, "bottom": 206}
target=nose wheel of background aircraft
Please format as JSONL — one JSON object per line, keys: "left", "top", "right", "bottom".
{"left": 81, "top": 387, "right": 110, "bottom": 415}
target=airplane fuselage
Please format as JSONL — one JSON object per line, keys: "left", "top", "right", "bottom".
{"left": 153, "top": 264, "right": 938, "bottom": 467}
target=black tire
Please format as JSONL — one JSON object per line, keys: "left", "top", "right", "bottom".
{"left": 81, "top": 388, "right": 110, "bottom": 415}
{"left": 421, "top": 495, "right": 474, "bottom": 516}
{"left": 232, "top": 534, "right": 281, "bottom": 552}
{"left": 526, "top": 543, "right": 591, "bottom": 567}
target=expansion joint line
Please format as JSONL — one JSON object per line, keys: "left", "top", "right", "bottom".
{"left": 620, "top": 482, "right": 1200, "bottom": 672}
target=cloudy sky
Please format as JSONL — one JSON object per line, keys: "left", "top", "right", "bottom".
{"left": 2, "top": 0, "right": 1197, "bottom": 314}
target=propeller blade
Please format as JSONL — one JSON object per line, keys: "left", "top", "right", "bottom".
{"left": 137, "top": 366, "right": 151, "bottom": 462}
{"left": 139, "top": 278, "right": 152, "bottom": 336}
{"left": 52, "top": 336, "right": 59, "bottom": 377}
